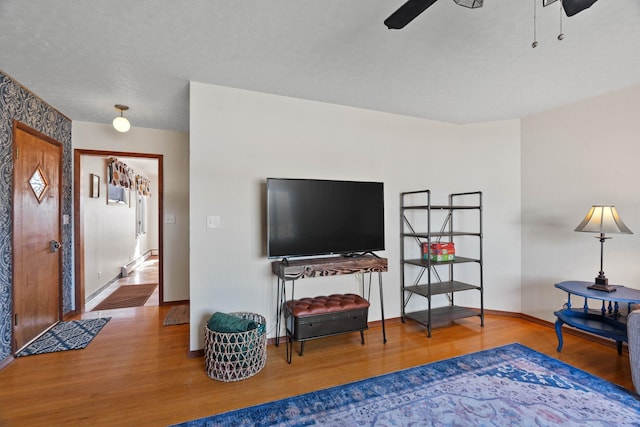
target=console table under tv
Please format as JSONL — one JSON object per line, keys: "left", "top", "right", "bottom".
{"left": 271, "top": 255, "right": 388, "bottom": 362}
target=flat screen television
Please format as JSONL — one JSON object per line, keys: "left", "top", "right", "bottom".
{"left": 267, "top": 178, "right": 385, "bottom": 259}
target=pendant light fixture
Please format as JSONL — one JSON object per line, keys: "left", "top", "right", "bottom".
{"left": 113, "top": 104, "right": 131, "bottom": 133}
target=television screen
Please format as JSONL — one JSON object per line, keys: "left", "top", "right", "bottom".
{"left": 267, "top": 178, "right": 385, "bottom": 258}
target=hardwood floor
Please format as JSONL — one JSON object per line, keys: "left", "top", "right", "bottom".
{"left": 0, "top": 308, "right": 635, "bottom": 426}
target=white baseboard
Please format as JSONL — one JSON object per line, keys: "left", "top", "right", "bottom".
{"left": 121, "top": 250, "right": 154, "bottom": 277}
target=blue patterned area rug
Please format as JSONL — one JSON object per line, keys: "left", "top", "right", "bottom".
{"left": 16, "top": 318, "right": 110, "bottom": 357}
{"left": 174, "top": 343, "right": 640, "bottom": 426}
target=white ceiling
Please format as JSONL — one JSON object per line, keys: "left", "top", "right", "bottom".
{"left": 1, "top": 1, "right": 639, "bottom": 133}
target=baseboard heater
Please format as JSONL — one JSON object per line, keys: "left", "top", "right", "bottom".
{"left": 121, "top": 250, "right": 154, "bottom": 277}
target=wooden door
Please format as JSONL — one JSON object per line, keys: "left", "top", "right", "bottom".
{"left": 12, "top": 122, "right": 62, "bottom": 351}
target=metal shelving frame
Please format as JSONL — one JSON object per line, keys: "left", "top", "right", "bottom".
{"left": 400, "top": 190, "right": 484, "bottom": 337}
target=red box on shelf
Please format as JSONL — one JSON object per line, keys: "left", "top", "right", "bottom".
{"left": 422, "top": 242, "right": 455, "bottom": 261}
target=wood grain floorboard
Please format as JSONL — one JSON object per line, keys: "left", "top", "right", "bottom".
{"left": 0, "top": 308, "right": 634, "bottom": 426}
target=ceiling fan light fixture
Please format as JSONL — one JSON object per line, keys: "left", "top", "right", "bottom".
{"left": 113, "top": 104, "right": 131, "bottom": 133}
{"left": 453, "top": 0, "right": 483, "bottom": 8}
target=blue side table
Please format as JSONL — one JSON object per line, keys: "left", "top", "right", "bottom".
{"left": 554, "top": 281, "right": 640, "bottom": 354}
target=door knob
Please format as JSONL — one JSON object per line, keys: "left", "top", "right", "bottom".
{"left": 50, "top": 240, "right": 61, "bottom": 253}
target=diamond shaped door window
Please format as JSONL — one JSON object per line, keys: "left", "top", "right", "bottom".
{"left": 29, "top": 165, "right": 49, "bottom": 203}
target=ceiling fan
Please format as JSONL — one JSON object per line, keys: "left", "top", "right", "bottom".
{"left": 384, "top": 0, "right": 600, "bottom": 30}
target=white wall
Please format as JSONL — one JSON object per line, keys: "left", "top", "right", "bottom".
{"left": 521, "top": 84, "right": 640, "bottom": 321}
{"left": 72, "top": 122, "right": 190, "bottom": 301}
{"left": 189, "top": 82, "right": 522, "bottom": 350}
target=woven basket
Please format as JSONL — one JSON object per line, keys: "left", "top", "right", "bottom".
{"left": 204, "top": 312, "right": 267, "bottom": 382}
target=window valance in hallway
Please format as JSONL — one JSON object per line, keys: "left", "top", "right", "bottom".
{"left": 107, "top": 157, "right": 151, "bottom": 196}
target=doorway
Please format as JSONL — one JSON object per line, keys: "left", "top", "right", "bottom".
{"left": 73, "top": 149, "right": 164, "bottom": 313}
{"left": 12, "top": 122, "right": 63, "bottom": 351}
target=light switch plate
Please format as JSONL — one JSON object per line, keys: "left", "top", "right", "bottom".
{"left": 164, "top": 214, "right": 176, "bottom": 224}
{"left": 207, "top": 216, "right": 221, "bottom": 228}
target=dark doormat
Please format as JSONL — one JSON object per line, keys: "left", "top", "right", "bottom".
{"left": 16, "top": 318, "right": 110, "bottom": 356}
{"left": 91, "top": 284, "right": 157, "bottom": 311}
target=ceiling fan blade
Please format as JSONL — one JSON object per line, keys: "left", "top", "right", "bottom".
{"left": 384, "top": 0, "right": 440, "bottom": 29}
{"left": 562, "top": 0, "right": 599, "bottom": 17}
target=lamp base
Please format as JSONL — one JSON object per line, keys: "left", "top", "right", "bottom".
{"left": 588, "top": 276, "right": 616, "bottom": 292}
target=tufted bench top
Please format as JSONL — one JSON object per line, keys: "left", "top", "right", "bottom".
{"left": 285, "top": 294, "right": 370, "bottom": 318}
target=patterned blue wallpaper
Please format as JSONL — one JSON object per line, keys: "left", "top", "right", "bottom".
{"left": 0, "top": 71, "right": 73, "bottom": 361}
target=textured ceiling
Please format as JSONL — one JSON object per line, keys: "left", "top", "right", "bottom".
{"left": 1, "top": 1, "right": 639, "bottom": 133}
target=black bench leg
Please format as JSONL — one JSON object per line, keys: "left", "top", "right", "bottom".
{"left": 299, "top": 340, "right": 305, "bottom": 357}
{"left": 286, "top": 335, "right": 292, "bottom": 364}
{"left": 360, "top": 330, "right": 365, "bottom": 345}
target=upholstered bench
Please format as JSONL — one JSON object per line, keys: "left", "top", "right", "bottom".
{"left": 284, "top": 293, "right": 370, "bottom": 363}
